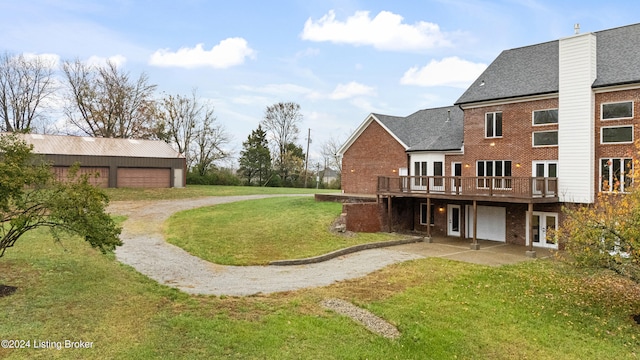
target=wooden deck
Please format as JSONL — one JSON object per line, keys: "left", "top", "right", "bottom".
{"left": 377, "top": 176, "right": 559, "bottom": 203}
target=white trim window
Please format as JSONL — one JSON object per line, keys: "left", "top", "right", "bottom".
{"left": 532, "top": 130, "right": 558, "bottom": 147}
{"left": 485, "top": 112, "right": 503, "bottom": 138}
{"left": 601, "top": 125, "right": 633, "bottom": 144}
{"left": 600, "top": 158, "right": 633, "bottom": 192}
{"left": 414, "top": 161, "right": 427, "bottom": 186}
{"left": 601, "top": 101, "right": 633, "bottom": 120}
{"left": 433, "top": 161, "right": 443, "bottom": 187}
{"left": 477, "top": 160, "right": 512, "bottom": 189}
{"left": 532, "top": 109, "right": 558, "bottom": 125}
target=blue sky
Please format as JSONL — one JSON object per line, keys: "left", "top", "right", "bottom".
{"left": 1, "top": 0, "right": 639, "bottom": 165}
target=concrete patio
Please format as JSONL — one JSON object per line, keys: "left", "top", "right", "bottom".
{"left": 391, "top": 237, "right": 555, "bottom": 267}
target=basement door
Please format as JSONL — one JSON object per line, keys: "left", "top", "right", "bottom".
{"left": 447, "top": 204, "right": 461, "bottom": 237}
{"left": 526, "top": 212, "right": 558, "bottom": 249}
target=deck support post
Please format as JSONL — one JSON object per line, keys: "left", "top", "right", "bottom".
{"left": 471, "top": 200, "right": 480, "bottom": 250}
{"left": 526, "top": 202, "right": 536, "bottom": 258}
{"left": 387, "top": 196, "right": 393, "bottom": 233}
{"left": 426, "top": 197, "right": 432, "bottom": 240}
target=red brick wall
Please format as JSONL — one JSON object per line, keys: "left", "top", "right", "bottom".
{"left": 594, "top": 89, "right": 640, "bottom": 195}
{"left": 342, "top": 120, "right": 407, "bottom": 194}
{"left": 344, "top": 202, "right": 382, "bottom": 232}
{"left": 447, "top": 98, "right": 559, "bottom": 177}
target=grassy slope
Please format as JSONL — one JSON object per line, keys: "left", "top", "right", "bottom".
{"left": 1, "top": 187, "right": 639, "bottom": 359}
{"left": 164, "top": 197, "right": 401, "bottom": 265}
{"left": 104, "top": 185, "right": 339, "bottom": 201}
{"left": 1, "top": 232, "right": 638, "bottom": 359}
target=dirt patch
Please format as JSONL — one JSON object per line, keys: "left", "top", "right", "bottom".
{"left": 329, "top": 215, "right": 356, "bottom": 238}
{"left": 0, "top": 284, "right": 17, "bottom": 298}
{"left": 321, "top": 298, "right": 400, "bottom": 339}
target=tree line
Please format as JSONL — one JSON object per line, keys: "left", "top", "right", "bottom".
{"left": 0, "top": 52, "right": 343, "bottom": 187}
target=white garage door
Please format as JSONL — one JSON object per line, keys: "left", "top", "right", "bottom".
{"left": 465, "top": 205, "right": 506, "bottom": 242}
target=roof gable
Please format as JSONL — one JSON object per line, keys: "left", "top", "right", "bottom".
{"left": 337, "top": 114, "right": 408, "bottom": 156}
{"left": 338, "top": 106, "right": 463, "bottom": 156}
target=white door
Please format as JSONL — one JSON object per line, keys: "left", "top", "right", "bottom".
{"left": 173, "top": 168, "right": 184, "bottom": 188}
{"left": 447, "top": 204, "right": 461, "bottom": 237}
{"left": 527, "top": 212, "right": 558, "bottom": 249}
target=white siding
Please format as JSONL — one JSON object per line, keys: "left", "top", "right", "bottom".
{"left": 409, "top": 153, "right": 446, "bottom": 176}
{"left": 558, "top": 33, "right": 597, "bottom": 203}
{"left": 409, "top": 153, "right": 447, "bottom": 191}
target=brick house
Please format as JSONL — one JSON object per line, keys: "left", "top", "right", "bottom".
{"left": 340, "top": 23, "right": 640, "bottom": 255}
{"left": 340, "top": 106, "right": 463, "bottom": 194}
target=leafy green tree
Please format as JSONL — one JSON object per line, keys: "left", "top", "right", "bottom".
{"left": 281, "top": 142, "right": 305, "bottom": 187}
{"left": 0, "top": 134, "right": 121, "bottom": 257}
{"left": 558, "top": 160, "right": 640, "bottom": 282}
{"left": 238, "top": 125, "right": 272, "bottom": 186}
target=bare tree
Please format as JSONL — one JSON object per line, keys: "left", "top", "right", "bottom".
{"left": 321, "top": 136, "right": 344, "bottom": 171}
{"left": 0, "top": 52, "right": 57, "bottom": 133}
{"left": 61, "top": 59, "right": 157, "bottom": 138}
{"left": 191, "top": 114, "right": 230, "bottom": 176}
{"left": 157, "top": 90, "right": 201, "bottom": 165}
{"left": 260, "top": 102, "right": 303, "bottom": 182}
{"left": 321, "top": 135, "right": 344, "bottom": 180}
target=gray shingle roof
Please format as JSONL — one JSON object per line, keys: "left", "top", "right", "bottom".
{"left": 593, "top": 24, "right": 640, "bottom": 87}
{"left": 456, "top": 23, "right": 640, "bottom": 105}
{"left": 373, "top": 106, "right": 463, "bottom": 152}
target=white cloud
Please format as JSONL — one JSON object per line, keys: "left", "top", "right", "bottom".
{"left": 149, "top": 38, "right": 256, "bottom": 69}
{"left": 301, "top": 10, "right": 451, "bottom": 51}
{"left": 400, "top": 57, "right": 487, "bottom": 88}
{"left": 328, "top": 81, "right": 376, "bottom": 100}
{"left": 86, "top": 54, "right": 127, "bottom": 67}
{"left": 22, "top": 52, "right": 60, "bottom": 66}
{"left": 236, "top": 83, "right": 312, "bottom": 96}
{"left": 236, "top": 82, "right": 375, "bottom": 101}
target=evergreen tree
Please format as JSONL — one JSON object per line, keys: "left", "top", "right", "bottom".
{"left": 238, "top": 125, "right": 272, "bottom": 186}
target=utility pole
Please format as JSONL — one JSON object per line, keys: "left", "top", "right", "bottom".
{"left": 304, "top": 128, "right": 311, "bottom": 188}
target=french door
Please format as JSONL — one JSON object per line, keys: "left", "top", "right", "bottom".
{"left": 533, "top": 161, "right": 557, "bottom": 194}
{"left": 527, "top": 211, "right": 558, "bottom": 249}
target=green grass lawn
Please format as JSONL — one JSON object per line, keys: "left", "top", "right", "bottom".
{"left": 104, "top": 185, "right": 339, "bottom": 201}
{"left": 164, "top": 197, "right": 402, "bottom": 265}
{"left": 1, "top": 228, "right": 639, "bottom": 359}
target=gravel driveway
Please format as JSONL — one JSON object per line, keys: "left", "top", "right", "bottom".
{"left": 109, "top": 195, "right": 424, "bottom": 296}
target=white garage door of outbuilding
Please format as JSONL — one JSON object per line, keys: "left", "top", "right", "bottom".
{"left": 465, "top": 205, "right": 506, "bottom": 242}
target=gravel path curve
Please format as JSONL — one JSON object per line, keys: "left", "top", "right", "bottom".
{"left": 109, "top": 195, "right": 424, "bottom": 296}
